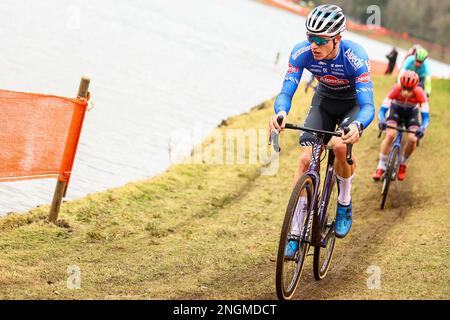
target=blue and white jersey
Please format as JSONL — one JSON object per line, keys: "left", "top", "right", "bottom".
{"left": 274, "top": 40, "right": 375, "bottom": 129}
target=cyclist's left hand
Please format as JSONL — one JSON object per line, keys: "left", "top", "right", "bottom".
{"left": 341, "top": 124, "right": 360, "bottom": 145}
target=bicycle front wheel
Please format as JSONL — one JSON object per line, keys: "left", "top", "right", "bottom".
{"left": 275, "top": 175, "right": 313, "bottom": 300}
{"left": 381, "top": 146, "right": 399, "bottom": 210}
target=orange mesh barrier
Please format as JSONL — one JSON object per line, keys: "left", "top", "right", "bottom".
{"left": 0, "top": 89, "right": 88, "bottom": 186}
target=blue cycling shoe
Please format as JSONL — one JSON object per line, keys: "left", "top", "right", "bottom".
{"left": 284, "top": 237, "right": 299, "bottom": 260}
{"left": 335, "top": 202, "right": 353, "bottom": 239}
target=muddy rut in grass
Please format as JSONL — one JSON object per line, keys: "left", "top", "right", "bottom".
{"left": 179, "top": 178, "right": 417, "bottom": 300}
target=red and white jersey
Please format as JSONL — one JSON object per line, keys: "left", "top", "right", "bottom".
{"left": 382, "top": 84, "right": 429, "bottom": 112}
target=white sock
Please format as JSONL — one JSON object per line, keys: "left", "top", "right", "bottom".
{"left": 400, "top": 154, "right": 409, "bottom": 165}
{"left": 336, "top": 174, "right": 353, "bottom": 206}
{"left": 377, "top": 154, "right": 388, "bottom": 170}
{"left": 290, "top": 196, "right": 307, "bottom": 237}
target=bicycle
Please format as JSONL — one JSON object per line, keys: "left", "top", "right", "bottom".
{"left": 378, "top": 124, "right": 419, "bottom": 210}
{"left": 269, "top": 116, "right": 353, "bottom": 300}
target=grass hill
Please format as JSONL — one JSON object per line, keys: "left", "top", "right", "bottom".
{"left": 0, "top": 75, "right": 448, "bottom": 299}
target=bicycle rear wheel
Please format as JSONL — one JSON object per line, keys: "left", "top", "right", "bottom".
{"left": 275, "top": 175, "right": 313, "bottom": 300}
{"left": 381, "top": 146, "right": 399, "bottom": 209}
{"left": 313, "top": 177, "right": 338, "bottom": 280}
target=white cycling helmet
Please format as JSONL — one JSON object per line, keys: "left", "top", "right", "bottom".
{"left": 306, "top": 4, "right": 346, "bottom": 38}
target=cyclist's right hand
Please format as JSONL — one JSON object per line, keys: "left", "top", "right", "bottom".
{"left": 378, "top": 122, "right": 387, "bottom": 131}
{"left": 269, "top": 111, "right": 287, "bottom": 134}
{"left": 415, "top": 128, "right": 425, "bottom": 139}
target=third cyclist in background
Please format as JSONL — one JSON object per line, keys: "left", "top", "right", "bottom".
{"left": 373, "top": 71, "right": 430, "bottom": 181}
{"left": 399, "top": 47, "right": 432, "bottom": 97}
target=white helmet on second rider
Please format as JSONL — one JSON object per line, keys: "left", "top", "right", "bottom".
{"left": 306, "top": 4, "right": 346, "bottom": 38}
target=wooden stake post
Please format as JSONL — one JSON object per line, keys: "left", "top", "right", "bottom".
{"left": 48, "top": 77, "right": 90, "bottom": 223}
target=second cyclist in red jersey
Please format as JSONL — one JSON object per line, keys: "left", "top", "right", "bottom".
{"left": 373, "top": 71, "right": 430, "bottom": 181}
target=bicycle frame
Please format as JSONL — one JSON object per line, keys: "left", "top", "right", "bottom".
{"left": 269, "top": 117, "right": 352, "bottom": 247}
{"left": 302, "top": 139, "right": 323, "bottom": 245}
{"left": 300, "top": 138, "right": 333, "bottom": 244}
{"left": 272, "top": 119, "right": 354, "bottom": 299}
{"left": 302, "top": 140, "right": 338, "bottom": 247}
{"left": 381, "top": 124, "right": 418, "bottom": 181}
{"left": 315, "top": 147, "right": 336, "bottom": 246}
{"left": 386, "top": 130, "right": 403, "bottom": 181}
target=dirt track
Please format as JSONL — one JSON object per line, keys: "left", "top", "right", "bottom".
{"left": 177, "top": 170, "right": 420, "bottom": 300}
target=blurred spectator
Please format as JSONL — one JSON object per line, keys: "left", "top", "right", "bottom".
{"left": 385, "top": 47, "right": 398, "bottom": 75}
{"left": 274, "top": 51, "right": 280, "bottom": 65}
{"left": 304, "top": 73, "right": 317, "bottom": 93}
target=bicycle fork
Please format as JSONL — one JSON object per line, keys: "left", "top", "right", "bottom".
{"left": 301, "top": 143, "right": 323, "bottom": 246}
{"left": 300, "top": 143, "right": 337, "bottom": 248}
{"left": 384, "top": 132, "right": 403, "bottom": 182}
{"left": 314, "top": 151, "right": 337, "bottom": 247}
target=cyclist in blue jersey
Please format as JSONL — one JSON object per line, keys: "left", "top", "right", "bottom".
{"left": 268, "top": 4, "right": 375, "bottom": 257}
{"left": 400, "top": 47, "right": 432, "bottom": 97}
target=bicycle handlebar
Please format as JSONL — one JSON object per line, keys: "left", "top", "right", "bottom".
{"left": 343, "top": 127, "right": 354, "bottom": 166}
{"left": 385, "top": 125, "right": 417, "bottom": 134}
{"left": 284, "top": 123, "right": 342, "bottom": 137}
{"left": 378, "top": 125, "right": 420, "bottom": 147}
{"left": 269, "top": 115, "right": 353, "bottom": 165}
{"left": 267, "top": 116, "right": 284, "bottom": 153}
